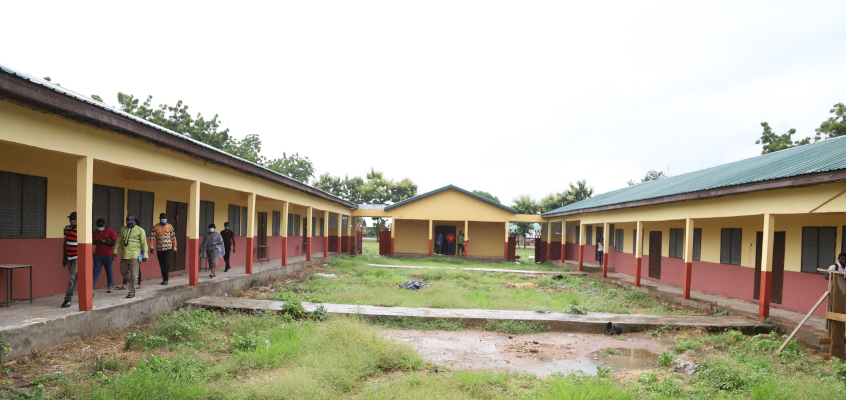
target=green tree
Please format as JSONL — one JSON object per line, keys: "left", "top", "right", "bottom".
{"left": 755, "top": 122, "right": 812, "bottom": 155}
{"left": 91, "top": 95, "right": 104, "bottom": 103}
{"left": 472, "top": 190, "right": 501, "bottom": 204}
{"left": 627, "top": 170, "right": 668, "bottom": 186}
{"left": 117, "top": 93, "right": 231, "bottom": 149}
{"left": 537, "top": 179, "right": 596, "bottom": 213}
{"left": 224, "top": 134, "right": 265, "bottom": 164}
{"left": 265, "top": 153, "right": 315, "bottom": 184}
{"left": 816, "top": 103, "right": 846, "bottom": 140}
{"left": 512, "top": 194, "right": 539, "bottom": 248}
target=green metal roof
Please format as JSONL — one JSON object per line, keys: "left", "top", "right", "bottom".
{"left": 543, "top": 135, "right": 846, "bottom": 216}
{"left": 384, "top": 185, "right": 518, "bottom": 213}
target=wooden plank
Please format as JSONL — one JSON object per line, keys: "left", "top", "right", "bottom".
{"left": 830, "top": 274, "right": 846, "bottom": 359}
{"left": 818, "top": 268, "right": 846, "bottom": 275}
{"left": 827, "top": 311, "right": 846, "bottom": 323}
{"left": 777, "top": 291, "right": 827, "bottom": 353}
{"left": 820, "top": 337, "right": 832, "bottom": 345}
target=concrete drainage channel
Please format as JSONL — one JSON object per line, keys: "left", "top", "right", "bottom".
{"left": 183, "top": 296, "right": 773, "bottom": 335}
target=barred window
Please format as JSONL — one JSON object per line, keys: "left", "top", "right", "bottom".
{"left": 93, "top": 184, "right": 124, "bottom": 229}
{"left": 615, "top": 229, "right": 624, "bottom": 252}
{"left": 272, "top": 211, "right": 281, "bottom": 236}
{"left": 669, "top": 229, "right": 684, "bottom": 258}
{"left": 127, "top": 189, "right": 154, "bottom": 233}
{"left": 802, "top": 227, "right": 836, "bottom": 273}
{"left": 0, "top": 171, "right": 47, "bottom": 238}
{"left": 241, "top": 207, "right": 248, "bottom": 236}
{"left": 720, "top": 228, "right": 743, "bottom": 265}
{"left": 320, "top": 218, "right": 325, "bottom": 236}
{"left": 200, "top": 201, "right": 214, "bottom": 232}
{"left": 693, "top": 228, "right": 702, "bottom": 261}
{"left": 585, "top": 226, "right": 593, "bottom": 245}
{"left": 228, "top": 205, "right": 241, "bottom": 235}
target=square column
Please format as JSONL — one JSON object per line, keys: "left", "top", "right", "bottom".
{"left": 683, "top": 218, "right": 695, "bottom": 299}
{"left": 464, "top": 220, "right": 469, "bottom": 257}
{"left": 504, "top": 221, "right": 509, "bottom": 260}
{"left": 428, "top": 220, "right": 433, "bottom": 257}
{"left": 602, "top": 222, "right": 610, "bottom": 278}
{"left": 578, "top": 224, "right": 586, "bottom": 271}
{"left": 545, "top": 222, "right": 551, "bottom": 262}
{"left": 281, "top": 201, "right": 288, "bottom": 266}
{"left": 560, "top": 220, "right": 566, "bottom": 263}
{"left": 187, "top": 180, "right": 200, "bottom": 287}
{"left": 635, "top": 221, "right": 643, "bottom": 287}
{"left": 759, "top": 214, "right": 775, "bottom": 319}
{"left": 348, "top": 216, "right": 354, "bottom": 255}
{"left": 322, "top": 210, "right": 329, "bottom": 258}
{"left": 390, "top": 219, "right": 396, "bottom": 256}
{"left": 306, "top": 206, "right": 313, "bottom": 261}
{"left": 76, "top": 156, "right": 93, "bottom": 311}
{"left": 337, "top": 214, "right": 342, "bottom": 256}
{"left": 245, "top": 193, "right": 256, "bottom": 274}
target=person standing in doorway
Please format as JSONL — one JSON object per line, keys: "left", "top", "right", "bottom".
{"left": 150, "top": 213, "right": 177, "bottom": 285}
{"left": 435, "top": 232, "right": 444, "bottom": 255}
{"left": 92, "top": 218, "right": 117, "bottom": 294}
{"left": 596, "top": 234, "right": 604, "bottom": 265}
{"left": 221, "top": 222, "right": 236, "bottom": 272}
{"left": 446, "top": 231, "right": 456, "bottom": 255}
{"left": 457, "top": 231, "right": 465, "bottom": 256}
{"left": 113, "top": 215, "right": 148, "bottom": 298}
{"left": 200, "top": 224, "right": 225, "bottom": 278}
{"left": 61, "top": 212, "right": 78, "bottom": 308}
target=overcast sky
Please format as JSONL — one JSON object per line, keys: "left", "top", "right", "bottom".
{"left": 3, "top": 1, "right": 846, "bottom": 206}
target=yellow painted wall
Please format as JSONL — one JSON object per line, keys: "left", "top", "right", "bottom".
{"left": 393, "top": 219, "right": 430, "bottom": 254}
{"left": 0, "top": 101, "right": 353, "bottom": 219}
{"left": 467, "top": 221, "right": 505, "bottom": 257}
{"left": 387, "top": 189, "right": 515, "bottom": 222}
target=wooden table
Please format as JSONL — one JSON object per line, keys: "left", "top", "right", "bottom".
{"left": 0, "top": 264, "right": 33, "bottom": 308}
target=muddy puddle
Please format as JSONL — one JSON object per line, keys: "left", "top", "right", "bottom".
{"left": 383, "top": 330, "right": 666, "bottom": 377}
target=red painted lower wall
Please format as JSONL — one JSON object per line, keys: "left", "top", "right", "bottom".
{"left": 287, "top": 236, "right": 304, "bottom": 257}
{"left": 565, "top": 243, "right": 579, "bottom": 261}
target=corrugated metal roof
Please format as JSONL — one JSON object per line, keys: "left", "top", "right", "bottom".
{"left": 384, "top": 184, "right": 518, "bottom": 213}
{"left": 357, "top": 204, "right": 386, "bottom": 210}
{"left": 543, "top": 135, "right": 846, "bottom": 216}
{"left": 0, "top": 62, "right": 355, "bottom": 207}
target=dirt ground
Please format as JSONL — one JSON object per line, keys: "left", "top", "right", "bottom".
{"left": 382, "top": 329, "right": 670, "bottom": 377}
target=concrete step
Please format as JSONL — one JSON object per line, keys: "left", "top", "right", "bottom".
{"left": 184, "top": 296, "right": 772, "bottom": 335}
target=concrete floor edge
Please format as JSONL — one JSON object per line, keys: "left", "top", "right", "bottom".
{"left": 0, "top": 257, "right": 332, "bottom": 359}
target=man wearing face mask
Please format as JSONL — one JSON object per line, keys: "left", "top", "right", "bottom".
{"left": 220, "top": 222, "right": 236, "bottom": 272}
{"left": 150, "top": 213, "right": 178, "bottom": 285}
{"left": 113, "top": 215, "right": 148, "bottom": 298}
{"left": 92, "top": 219, "right": 117, "bottom": 294}
{"left": 61, "top": 212, "right": 79, "bottom": 308}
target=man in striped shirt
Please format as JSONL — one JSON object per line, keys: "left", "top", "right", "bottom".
{"left": 61, "top": 212, "right": 78, "bottom": 308}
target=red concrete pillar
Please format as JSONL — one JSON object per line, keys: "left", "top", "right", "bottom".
{"left": 602, "top": 248, "right": 608, "bottom": 278}
{"left": 683, "top": 262, "right": 692, "bottom": 299}
{"left": 337, "top": 236, "right": 341, "bottom": 255}
{"left": 246, "top": 237, "right": 254, "bottom": 274}
{"left": 281, "top": 237, "right": 288, "bottom": 266}
{"left": 348, "top": 236, "right": 353, "bottom": 255}
{"left": 77, "top": 243, "right": 93, "bottom": 311}
{"left": 306, "top": 237, "right": 312, "bottom": 261}
{"left": 323, "top": 237, "right": 328, "bottom": 258}
{"left": 561, "top": 243, "right": 566, "bottom": 263}
{"left": 545, "top": 241, "right": 550, "bottom": 263}
{"left": 429, "top": 239, "right": 433, "bottom": 257}
{"left": 465, "top": 241, "right": 469, "bottom": 257}
{"left": 759, "top": 270, "right": 772, "bottom": 319}
{"left": 578, "top": 245, "right": 584, "bottom": 271}
{"left": 634, "top": 257, "right": 641, "bottom": 287}
{"left": 188, "top": 238, "right": 199, "bottom": 286}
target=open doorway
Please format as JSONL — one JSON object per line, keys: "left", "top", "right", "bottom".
{"left": 434, "top": 225, "right": 457, "bottom": 255}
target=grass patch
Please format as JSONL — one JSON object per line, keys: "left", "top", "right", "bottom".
{"left": 480, "top": 319, "right": 548, "bottom": 334}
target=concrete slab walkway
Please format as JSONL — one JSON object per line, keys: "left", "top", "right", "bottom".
{"left": 368, "top": 264, "right": 585, "bottom": 275}
{"left": 184, "top": 296, "right": 770, "bottom": 334}
{"left": 0, "top": 252, "right": 336, "bottom": 358}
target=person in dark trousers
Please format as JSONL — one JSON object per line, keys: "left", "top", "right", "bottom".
{"left": 596, "top": 235, "right": 604, "bottom": 265}
{"left": 220, "top": 222, "right": 236, "bottom": 272}
{"left": 446, "top": 232, "right": 456, "bottom": 255}
{"left": 117, "top": 216, "right": 143, "bottom": 289}
{"left": 435, "top": 232, "right": 444, "bottom": 255}
{"left": 61, "top": 212, "right": 78, "bottom": 308}
{"left": 113, "top": 215, "right": 148, "bottom": 298}
{"left": 457, "top": 231, "right": 465, "bottom": 256}
{"left": 92, "top": 218, "right": 117, "bottom": 294}
{"left": 150, "top": 213, "right": 177, "bottom": 285}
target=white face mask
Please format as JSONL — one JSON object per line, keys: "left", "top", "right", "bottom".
{"left": 209, "top": 228, "right": 215, "bottom": 233}
{"left": 97, "top": 227, "right": 105, "bottom": 232}
{"left": 161, "top": 219, "right": 167, "bottom": 224}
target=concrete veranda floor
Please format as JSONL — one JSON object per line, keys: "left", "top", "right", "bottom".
{"left": 0, "top": 252, "right": 339, "bottom": 358}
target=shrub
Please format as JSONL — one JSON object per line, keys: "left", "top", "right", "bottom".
{"left": 658, "top": 351, "right": 673, "bottom": 367}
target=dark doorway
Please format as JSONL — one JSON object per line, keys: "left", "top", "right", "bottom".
{"left": 649, "top": 231, "right": 662, "bottom": 279}
{"left": 379, "top": 229, "right": 391, "bottom": 255}
{"left": 507, "top": 233, "right": 517, "bottom": 261}
{"left": 595, "top": 227, "right": 604, "bottom": 262}
{"left": 754, "top": 231, "right": 785, "bottom": 304}
{"left": 434, "top": 225, "right": 457, "bottom": 255}
{"left": 166, "top": 201, "right": 187, "bottom": 272}
{"left": 302, "top": 219, "right": 308, "bottom": 250}
{"left": 258, "top": 212, "right": 268, "bottom": 260}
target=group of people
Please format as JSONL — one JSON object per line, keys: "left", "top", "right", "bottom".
{"left": 434, "top": 230, "right": 466, "bottom": 256}
{"left": 61, "top": 211, "right": 238, "bottom": 308}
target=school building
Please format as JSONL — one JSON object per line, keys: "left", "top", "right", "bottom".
{"left": 538, "top": 138, "right": 846, "bottom": 319}
{"left": 0, "top": 64, "right": 359, "bottom": 311}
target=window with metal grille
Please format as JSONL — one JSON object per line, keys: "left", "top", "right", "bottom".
{"left": 93, "top": 184, "right": 124, "bottom": 230}
{"left": 693, "top": 228, "right": 702, "bottom": 261}
{"left": 552, "top": 222, "right": 563, "bottom": 236}
{"left": 127, "top": 189, "right": 154, "bottom": 233}
{"left": 312, "top": 217, "right": 316, "bottom": 236}
{"left": 272, "top": 211, "right": 280, "bottom": 236}
{"left": 320, "top": 218, "right": 325, "bottom": 236}
{"left": 287, "top": 213, "right": 294, "bottom": 236}
{"left": 632, "top": 229, "right": 638, "bottom": 254}
{"left": 329, "top": 215, "right": 339, "bottom": 229}
{"left": 615, "top": 229, "right": 624, "bottom": 252}
{"left": 0, "top": 171, "right": 47, "bottom": 238}
{"left": 720, "top": 228, "right": 743, "bottom": 265}
{"left": 575, "top": 225, "right": 580, "bottom": 244}
{"left": 241, "top": 207, "right": 247, "bottom": 236}
{"left": 228, "top": 205, "right": 241, "bottom": 235}
{"left": 199, "top": 201, "right": 214, "bottom": 233}
{"left": 585, "top": 226, "right": 593, "bottom": 245}
{"left": 669, "top": 228, "right": 684, "bottom": 258}
{"left": 294, "top": 214, "right": 301, "bottom": 236}
{"left": 802, "top": 227, "right": 837, "bottom": 273}
{"left": 609, "top": 224, "right": 615, "bottom": 246}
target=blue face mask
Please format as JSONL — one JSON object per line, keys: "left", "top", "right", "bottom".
{"left": 127, "top": 221, "right": 135, "bottom": 227}
{"left": 209, "top": 228, "right": 215, "bottom": 233}
{"left": 161, "top": 219, "right": 167, "bottom": 224}
{"left": 97, "top": 227, "right": 105, "bottom": 232}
